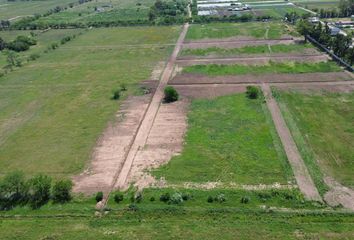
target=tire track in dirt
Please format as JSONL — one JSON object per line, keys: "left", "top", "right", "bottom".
{"left": 261, "top": 83, "right": 322, "bottom": 201}
{"left": 101, "top": 24, "right": 190, "bottom": 205}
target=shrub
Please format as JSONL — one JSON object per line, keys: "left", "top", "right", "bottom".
{"left": 215, "top": 194, "right": 226, "bottom": 203}
{"left": 150, "top": 196, "right": 155, "bottom": 202}
{"left": 51, "top": 179, "right": 73, "bottom": 203}
{"left": 128, "top": 203, "right": 138, "bottom": 211}
{"left": 169, "top": 193, "right": 183, "bottom": 205}
{"left": 28, "top": 174, "right": 52, "bottom": 209}
{"left": 164, "top": 86, "right": 179, "bottom": 103}
{"left": 112, "top": 90, "right": 120, "bottom": 100}
{"left": 51, "top": 42, "right": 59, "bottom": 50}
{"left": 246, "top": 86, "right": 259, "bottom": 99}
{"left": 114, "top": 193, "right": 124, "bottom": 204}
{"left": 160, "top": 192, "right": 170, "bottom": 203}
{"left": 207, "top": 196, "right": 214, "bottom": 203}
{"left": 95, "top": 191, "right": 103, "bottom": 203}
{"left": 241, "top": 196, "right": 250, "bottom": 204}
{"left": 0, "top": 171, "right": 28, "bottom": 210}
{"left": 181, "top": 193, "right": 191, "bottom": 201}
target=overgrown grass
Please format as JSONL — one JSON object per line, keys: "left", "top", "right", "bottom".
{"left": 153, "top": 93, "right": 292, "bottom": 184}
{"left": 185, "top": 22, "right": 285, "bottom": 40}
{"left": 275, "top": 89, "right": 354, "bottom": 190}
{"left": 180, "top": 43, "right": 313, "bottom": 57}
{"left": 0, "top": 26, "right": 180, "bottom": 177}
{"left": 183, "top": 61, "right": 341, "bottom": 76}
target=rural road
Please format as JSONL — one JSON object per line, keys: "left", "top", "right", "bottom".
{"left": 261, "top": 83, "right": 322, "bottom": 202}
{"left": 102, "top": 23, "right": 190, "bottom": 204}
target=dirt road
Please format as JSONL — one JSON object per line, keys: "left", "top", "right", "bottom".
{"left": 261, "top": 83, "right": 322, "bottom": 201}
{"left": 110, "top": 24, "right": 190, "bottom": 194}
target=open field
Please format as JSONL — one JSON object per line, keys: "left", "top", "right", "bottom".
{"left": 185, "top": 22, "right": 292, "bottom": 41}
{"left": 275, "top": 90, "right": 354, "bottom": 189}
{"left": 0, "top": 26, "right": 180, "bottom": 177}
{"left": 0, "top": 0, "right": 75, "bottom": 20}
{"left": 182, "top": 61, "right": 341, "bottom": 76}
{"left": 153, "top": 93, "right": 292, "bottom": 184}
{"left": 33, "top": 0, "right": 156, "bottom": 25}
{"left": 180, "top": 43, "right": 315, "bottom": 57}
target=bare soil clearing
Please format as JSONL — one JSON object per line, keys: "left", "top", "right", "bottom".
{"left": 262, "top": 83, "right": 322, "bottom": 201}
{"left": 127, "top": 99, "right": 189, "bottom": 190}
{"left": 170, "top": 72, "right": 352, "bottom": 85}
{"left": 112, "top": 24, "right": 190, "bottom": 192}
{"left": 173, "top": 85, "right": 246, "bottom": 99}
{"left": 72, "top": 94, "right": 151, "bottom": 195}
{"left": 183, "top": 38, "right": 295, "bottom": 49}
{"left": 324, "top": 177, "right": 354, "bottom": 211}
{"left": 176, "top": 54, "right": 329, "bottom": 66}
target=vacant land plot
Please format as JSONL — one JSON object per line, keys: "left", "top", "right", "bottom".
{"left": 182, "top": 61, "right": 341, "bottom": 76}
{"left": 153, "top": 93, "right": 292, "bottom": 184}
{"left": 180, "top": 43, "right": 315, "bottom": 57}
{"left": 34, "top": 0, "right": 156, "bottom": 25}
{"left": 276, "top": 90, "right": 354, "bottom": 189}
{"left": 185, "top": 22, "right": 289, "bottom": 41}
{"left": 0, "top": 26, "right": 180, "bottom": 177}
{"left": 0, "top": 0, "right": 75, "bottom": 20}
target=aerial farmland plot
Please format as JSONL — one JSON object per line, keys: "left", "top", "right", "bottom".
{"left": 1, "top": 1, "right": 354, "bottom": 238}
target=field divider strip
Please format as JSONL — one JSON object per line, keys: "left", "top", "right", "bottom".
{"left": 102, "top": 23, "right": 190, "bottom": 207}
{"left": 261, "top": 83, "right": 322, "bottom": 202}
{"left": 169, "top": 80, "right": 354, "bottom": 86}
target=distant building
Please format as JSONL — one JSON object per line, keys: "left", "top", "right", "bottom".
{"left": 335, "top": 21, "right": 354, "bottom": 29}
{"left": 308, "top": 17, "right": 320, "bottom": 24}
{"left": 330, "top": 27, "right": 341, "bottom": 36}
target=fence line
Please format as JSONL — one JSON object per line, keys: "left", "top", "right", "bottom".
{"left": 306, "top": 35, "right": 354, "bottom": 72}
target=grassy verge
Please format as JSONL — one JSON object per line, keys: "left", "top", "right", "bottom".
{"left": 274, "top": 89, "right": 354, "bottom": 191}
{"left": 183, "top": 61, "right": 341, "bottom": 76}
{"left": 1, "top": 209, "right": 353, "bottom": 239}
{"left": 180, "top": 44, "right": 313, "bottom": 57}
{"left": 153, "top": 93, "right": 292, "bottom": 184}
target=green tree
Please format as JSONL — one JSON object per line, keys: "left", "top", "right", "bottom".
{"left": 52, "top": 179, "right": 73, "bottom": 203}
{"left": 0, "top": 171, "right": 28, "bottom": 210}
{"left": 28, "top": 174, "right": 52, "bottom": 209}
{"left": 164, "top": 86, "right": 179, "bottom": 103}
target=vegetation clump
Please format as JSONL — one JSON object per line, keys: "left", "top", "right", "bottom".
{"left": 246, "top": 86, "right": 259, "bottom": 99}
{"left": 95, "top": 192, "right": 104, "bottom": 203}
{"left": 112, "top": 90, "right": 121, "bottom": 100}
{"left": 164, "top": 86, "right": 179, "bottom": 103}
{"left": 114, "top": 193, "right": 124, "bottom": 204}
{"left": 52, "top": 179, "right": 73, "bottom": 204}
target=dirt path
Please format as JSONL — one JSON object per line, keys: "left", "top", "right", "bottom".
{"left": 324, "top": 177, "right": 354, "bottom": 210}
{"left": 106, "top": 24, "right": 189, "bottom": 197}
{"left": 261, "top": 83, "right": 322, "bottom": 201}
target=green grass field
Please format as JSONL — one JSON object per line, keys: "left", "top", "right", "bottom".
{"left": 1, "top": 210, "right": 353, "bottom": 239}
{"left": 0, "top": 26, "right": 180, "bottom": 178}
{"left": 183, "top": 61, "right": 341, "bottom": 76}
{"left": 180, "top": 43, "right": 313, "bottom": 57}
{"left": 185, "top": 22, "right": 288, "bottom": 40}
{"left": 153, "top": 93, "right": 292, "bottom": 184}
{"left": 0, "top": 0, "right": 75, "bottom": 20}
{"left": 0, "top": 29, "right": 83, "bottom": 69}
{"left": 276, "top": 90, "right": 354, "bottom": 189}
{"left": 33, "top": 0, "right": 156, "bottom": 25}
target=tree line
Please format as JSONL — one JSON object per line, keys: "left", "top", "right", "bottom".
{"left": 297, "top": 20, "right": 354, "bottom": 65}
{"left": 0, "top": 171, "right": 73, "bottom": 210}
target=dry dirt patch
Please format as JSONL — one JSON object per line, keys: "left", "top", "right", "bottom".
{"left": 125, "top": 98, "right": 189, "bottom": 190}
{"left": 72, "top": 94, "right": 151, "bottom": 195}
